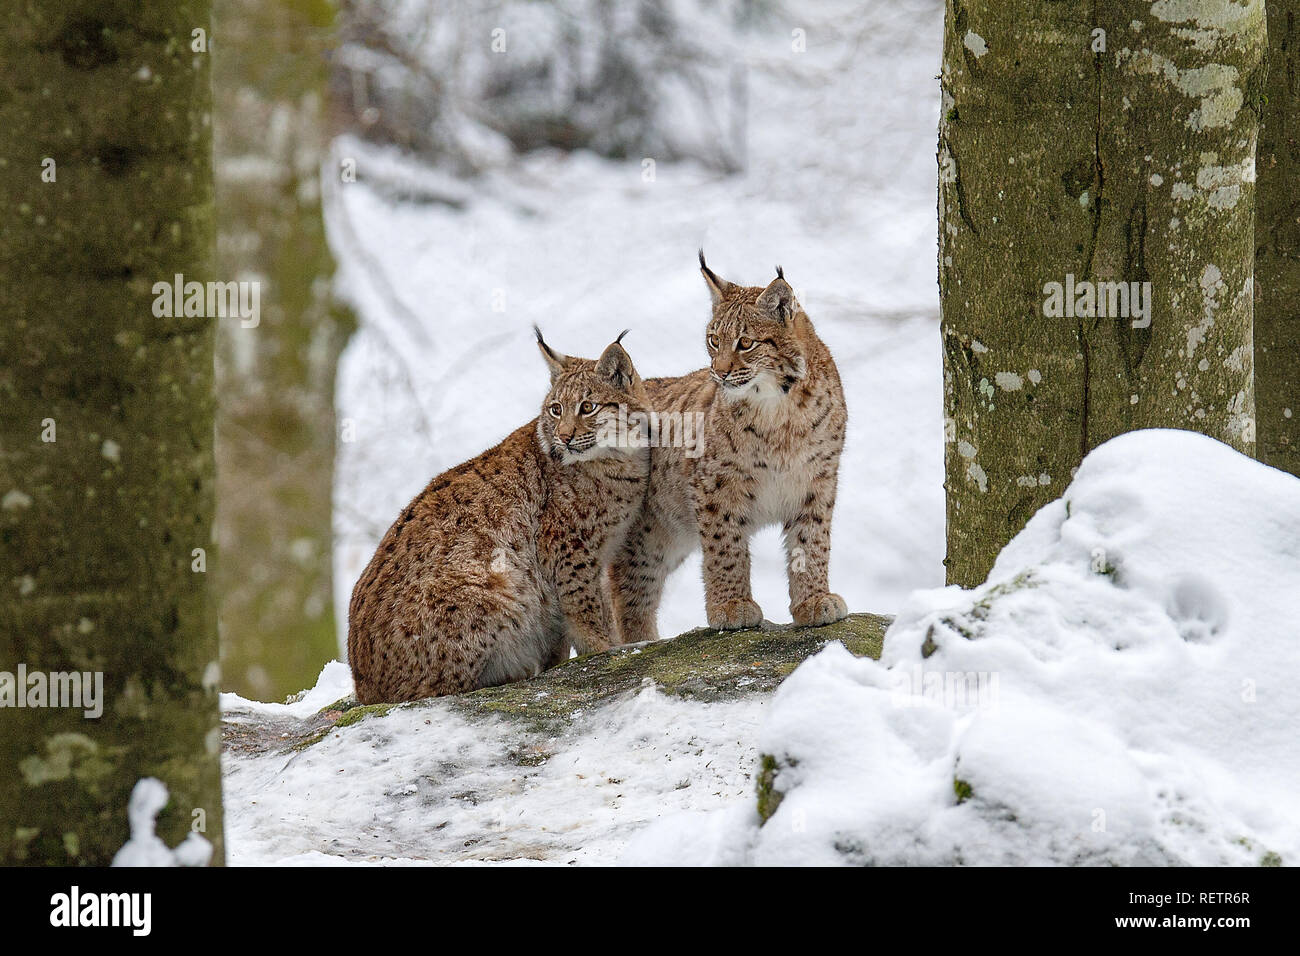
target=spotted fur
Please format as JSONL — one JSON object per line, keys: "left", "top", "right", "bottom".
{"left": 348, "top": 333, "right": 650, "bottom": 703}
{"left": 612, "top": 254, "right": 848, "bottom": 638}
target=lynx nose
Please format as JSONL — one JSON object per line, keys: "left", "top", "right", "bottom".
{"left": 556, "top": 427, "right": 575, "bottom": 446}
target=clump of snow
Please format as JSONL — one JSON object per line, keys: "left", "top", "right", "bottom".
{"left": 626, "top": 429, "right": 1300, "bottom": 865}
{"left": 221, "top": 659, "right": 356, "bottom": 719}
{"left": 111, "top": 778, "right": 213, "bottom": 867}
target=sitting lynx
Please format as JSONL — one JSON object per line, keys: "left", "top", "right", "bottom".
{"left": 612, "top": 253, "right": 848, "bottom": 640}
{"left": 348, "top": 330, "right": 649, "bottom": 703}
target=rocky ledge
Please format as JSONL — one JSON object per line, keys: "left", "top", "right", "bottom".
{"left": 223, "top": 613, "right": 890, "bottom": 755}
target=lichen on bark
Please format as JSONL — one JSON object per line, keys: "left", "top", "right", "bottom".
{"left": 0, "top": 0, "right": 224, "bottom": 864}
{"left": 940, "top": 0, "right": 1265, "bottom": 586}
{"left": 1255, "top": 0, "right": 1300, "bottom": 477}
{"left": 211, "top": 0, "right": 356, "bottom": 702}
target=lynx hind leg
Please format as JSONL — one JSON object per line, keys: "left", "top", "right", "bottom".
{"left": 400, "top": 583, "right": 550, "bottom": 697}
{"left": 473, "top": 590, "right": 557, "bottom": 689}
{"left": 359, "top": 618, "right": 488, "bottom": 703}
{"left": 610, "top": 525, "right": 665, "bottom": 645}
{"left": 612, "top": 515, "right": 695, "bottom": 644}
{"left": 610, "top": 554, "right": 662, "bottom": 645}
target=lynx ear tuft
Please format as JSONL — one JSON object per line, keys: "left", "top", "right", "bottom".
{"left": 757, "top": 273, "right": 795, "bottom": 325}
{"left": 534, "top": 325, "right": 568, "bottom": 381}
{"left": 699, "top": 249, "right": 736, "bottom": 306}
{"left": 596, "top": 338, "right": 637, "bottom": 391}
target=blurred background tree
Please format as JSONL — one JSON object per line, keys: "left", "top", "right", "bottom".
{"left": 212, "top": 0, "right": 768, "bottom": 701}
{"left": 330, "top": 0, "right": 757, "bottom": 175}
{"left": 212, "top": 0, "right": 356, "bottom": 700}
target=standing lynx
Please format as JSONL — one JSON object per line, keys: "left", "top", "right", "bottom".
{"left": 612, "top": 253, "right": 848, "bottom": 640}
{"left": 348, "top": 331, "right": 649, "bottom": 703}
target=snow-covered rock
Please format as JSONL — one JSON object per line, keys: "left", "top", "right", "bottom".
{"left": 221, "top": 614, "right": 888, "bottom": 865}
{"left": 626, "top": 429, "right": 1300, "bottom": 866}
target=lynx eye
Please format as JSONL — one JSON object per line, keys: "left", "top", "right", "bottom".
{"left": 738, "top": 337, "right": 755, "bottom": 351}
{"left": 548, "top": 402, "right": 562, "bottom": 418}
{"left": 707, "top": 334, "right": 719, "bottom": 350}
{"left": 578, "top": 401, "right": 597, "bottom": 416}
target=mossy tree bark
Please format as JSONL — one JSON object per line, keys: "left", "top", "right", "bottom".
{"left": 0, "top": 2, "right": 224, "bottom": 863}
{"left": 212, "top": 0, "right": 355, "bottom": 701}
{"left": 940, "top": 1, "right": 1265, "bottom": 587}
{"left": 1256, "top": 0, "right": 1300, "bottom": 476}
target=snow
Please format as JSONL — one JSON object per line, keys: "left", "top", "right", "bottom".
{"left": 223, "top": 681, "right": 763, "bottom": 865}
{"left": 228, "top": 429, "right": 1300, "bottom": 866}
{"left": 112, "top": 778, "right": 213, "bottom": 867}
{"left": 221, "top": 660, "right": 356, "bottom": 721}
{"left": 223, "top": 2, "right": 1298, "bottom": 868}
{"left": 627, "top": 430, "right": 1300, "bottom": 865}
{"left": 328, "top": 0, "right": 946, "bottom": 650}
{"left": 226, "top": 0, "right": 949, "bottom": 868}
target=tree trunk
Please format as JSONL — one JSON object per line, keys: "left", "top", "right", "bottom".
{"left": 0, "top": 1, "right": 224, "bottom": 864}
{"left": 940, "top": 0, "right": 1266, "bottom": 587}
{"left": 212, "top": 0, "right": 355, "bottom": 701}
{"left": 1257, "top": 0, "right": 1300, "bottom": 477}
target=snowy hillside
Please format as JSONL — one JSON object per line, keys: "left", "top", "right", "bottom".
{"left": 227, "top": 0, "right": 1300, "bottom": 870}
{"left": 225, "top": 430, "right": 1300, "bottom": 866}
{"left": 327, "top": 0, "right": 947, "bottom": 648}
{"left": 221, "top": 616, "right": 888, "bottom": 865}
{"left": 626, "top": 430, "right": 1300, "bottom": 866}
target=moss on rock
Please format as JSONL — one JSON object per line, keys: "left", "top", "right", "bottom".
{"left": 224, "top": 612, "right": 891, "bottom": 753}
{"left": 332, "top": 702, "right": 399, "bottom": 728}
{"left": 756, "top": 754, "right": 784, "bottom": 823}
{"left": 452, "top": 612, "right": 889, "bottom": 731}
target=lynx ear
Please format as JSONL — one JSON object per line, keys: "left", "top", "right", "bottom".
{"left": 595, "top": 331, "right": 637, "bottom": 391}
{"left": 757, "top": 268, "right": 795, "bottom": 324}
{"left": 699, "top": 249, "right": 736, "bottom": 306}
{"left": 534, "top": 325, "right": 568, "bottom": 382}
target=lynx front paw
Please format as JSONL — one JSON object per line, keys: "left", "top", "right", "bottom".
{"left": 792, "top": 593, "right": 849, "bottom": 627}
{"left": 707, "top": 597, "right": 764, "bottom": 630}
